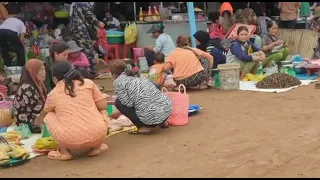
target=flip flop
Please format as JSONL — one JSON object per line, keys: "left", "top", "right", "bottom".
{"left": 128, "top": 128, "right": 152, "bottom": 135}
{"left": 88, "top": 144, "right": 109, "bottom": 157}
{"left": 48, "top": 150, "right": 73, "bottom": 161}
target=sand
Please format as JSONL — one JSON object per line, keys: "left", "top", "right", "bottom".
{"left": 1, "top": 79, "right": 320, "bottom": 178}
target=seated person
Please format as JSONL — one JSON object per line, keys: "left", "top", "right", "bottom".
{"left": 13, "top": 59, "right": 47, "bottom": 133}
{"left": 110, "top": 60, "right": 172, "bottom": 135}
{"left": 103, "top": 10, "right": 121, "bottom": 30}
{"left": 226, "top": 26, "right": 266, "bottom": 79}
{"left": 262, "top": 21, "right": 289, "bottom": 67}
{"left": 43, "top": 61, "right": 108, "bottom": 160}
{"left": 45, "top": 40, "right": 70, "bottom": 92}
{"left": 193, "top": 30, "right": 226, "bottom": 69}
{"left": 164, "top": 36, "right": 213, "bottom": 88}
{"left": 144, "top": 24, "right": 176, "bottom": 67}
{"left": 208, "top": 12, "right": 225, "bottom": 40}
{"left": 149, "top": 52, "right": 166, "bottom": 87}
{"left": 67, "top": 41, "right": 91, "bottom": 78}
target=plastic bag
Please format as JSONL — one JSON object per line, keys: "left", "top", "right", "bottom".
{"left": 14, "top": 124, "right": 32, "bottom": 140}
{"left": 163, "top": 74, "right": 177, "bottom": 87}
{"left": 34, "top": 136, "right": 57, "bottom": 150}
{"left": 243, "top": 73, "right": 264, "bottom": 82}
{"left": 124, "top": 22, "right": 137, "bottom": 45}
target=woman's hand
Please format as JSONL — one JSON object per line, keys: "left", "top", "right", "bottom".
{"left": 252, "top": 55, "right": 262, "bottom": 61}
{"left": 110, "top": 111, "right": 121, "bottom": 119}
{"left": 258, "top": 51, "right": 266, "bottom": 59}
{"left": 273, "top": 40, "right": 283, "bottom": 46}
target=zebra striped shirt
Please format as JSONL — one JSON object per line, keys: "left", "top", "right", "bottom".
{"left": 113, "top": 73, "right": 172, "bottom": 125}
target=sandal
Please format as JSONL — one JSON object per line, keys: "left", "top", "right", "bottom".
{"left": 88, "top": 144, "right": 109, "bottom": 157}
{"left": 128, "top": 128, "right": 152, "bottom": 135}
{"left": 159, "top": 121, "right": 169, "bottom": 129}
{"left": 48, "top": 149, "right": 73, "bottom": 161}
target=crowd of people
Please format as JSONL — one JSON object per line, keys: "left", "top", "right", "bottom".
{"left": 0, "top": 2, "right": 317, "bottom": 161}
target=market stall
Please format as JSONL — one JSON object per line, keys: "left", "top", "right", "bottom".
{"left": 132, "top": 2, "right": 209, "bottom": 47}
{"left": 136, "top": 20, "right": 207, "bottom": 47}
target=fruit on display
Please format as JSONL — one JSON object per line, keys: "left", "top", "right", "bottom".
{"left": 33, "top": 136, "right": 57, "bottom": 150}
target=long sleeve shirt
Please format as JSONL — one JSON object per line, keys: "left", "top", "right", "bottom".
{"left": 209, "top": 23, "right": 224, "bottom": 39}
{"left": 69, "top": 52, "right": 90, "bottom": 68}
{"left": 230, "top": 40, "right": 260, "bottom": 62}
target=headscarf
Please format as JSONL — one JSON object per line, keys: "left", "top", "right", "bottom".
{"left": 193, "top": 30, "right": 211, "bottom": 51}
{"left": 193, "top": 30, "right": 225, "bottom": 52}
{"left": 20, "top": 59, "right": 47, "bottom": 103}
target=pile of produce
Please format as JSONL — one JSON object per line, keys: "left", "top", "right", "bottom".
{"left": 33, "top": 137, "right": 57, "bottom": 150}
{"left": 108, "top": 115, "right": 134, "bottom": 133}
{"left": 256, "top": 73, "right": 301, "bottom": 89}
{"left": 0, "top": 136, "right": 30, "bottom": 164}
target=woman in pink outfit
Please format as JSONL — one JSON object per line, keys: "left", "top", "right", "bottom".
{"left": 67, "top": 41, "right": 91, "bottom": 78}
{"left": 208, "top": 12, "right": 225, "bottom": 40}
{"left": 43, "top": 60, "right": 108, "bottom": 161}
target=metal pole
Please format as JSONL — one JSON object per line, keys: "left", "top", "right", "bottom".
{"left": 305, "top": 17, "right": 308, "bottom": 29}
{"left": 204, "top": 2, "right": 207, "bottom": 17}
{"left": 187, "top": 2, "right": 197, "bottom": 47}
{"left": 133, "top": 2, "right": 137, "bottom": 21}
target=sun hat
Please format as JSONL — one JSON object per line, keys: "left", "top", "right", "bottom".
{"left": 67, "top": 41, "right": 83, "bottom": 53}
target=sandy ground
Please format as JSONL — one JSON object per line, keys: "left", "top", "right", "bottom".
{"left": 2, "top": 78, "right": 320, "bottom": 177}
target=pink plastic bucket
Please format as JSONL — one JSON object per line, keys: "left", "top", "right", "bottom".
{"left": 162, "top": 84, "right": 189, "bottom": 126}
{"left": 133, "top": 48, "right": 144, "bottom": 57}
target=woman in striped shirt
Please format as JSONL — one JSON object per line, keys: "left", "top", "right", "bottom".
{"left": 110, "top": 60, "right": 172, "bottom": 135}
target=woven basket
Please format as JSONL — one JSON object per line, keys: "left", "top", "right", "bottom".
{"left": 162, "top": 84, "right": 189, "bottom": 126}
{"left": 0, "top": 92, "right": 13, "bottom": 127}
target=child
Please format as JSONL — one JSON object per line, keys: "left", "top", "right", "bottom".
{"left": 209, "top": 12, "right": 224, "bottom": 40}
{"left": 43, "top": 60, "right": 108, "bottom": 160}
{"left": 148, "top": 52, "right": 165, "bottom": 87}
{"left": 67, "top": 41, "right": 91, "bottom": 78}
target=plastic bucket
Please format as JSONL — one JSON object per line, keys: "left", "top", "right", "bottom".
{"left": 133, "top": 48, "right": 144, "bottom": 57}
{"left": 138, "top": 57, "right": 149, "bottom": 72}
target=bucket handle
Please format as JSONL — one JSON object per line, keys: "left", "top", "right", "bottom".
{"left": 178, "top": 84, "right": 187, "bottom": 94}
{"left": 161, "top": 87, "right": 168, "bottom": 93}
{"left": 0, "top": 92, "right": 5, "bottom": 103}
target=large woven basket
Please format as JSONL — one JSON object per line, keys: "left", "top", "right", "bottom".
{"left": 0, "top": 92, "right": 13, "bottom": 127}
{"left": 162, "top": 84, "right": 189, "bottom": 126}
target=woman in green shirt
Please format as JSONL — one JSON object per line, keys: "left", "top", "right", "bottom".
{"left": 44, "top": 41, "right": 70, "bottom": 92}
